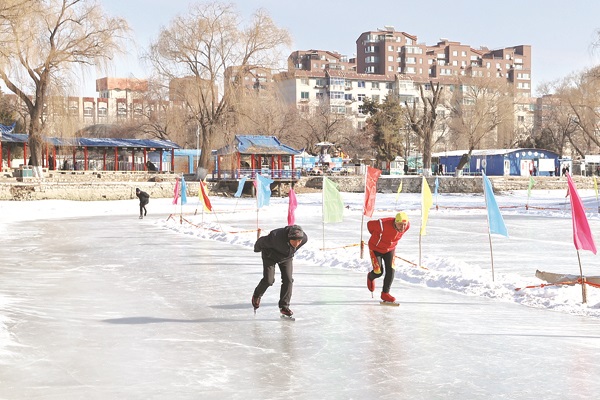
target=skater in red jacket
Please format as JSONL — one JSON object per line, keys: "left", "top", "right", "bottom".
{"left": 366, "top": 212, "right": 410, "bottom": 303}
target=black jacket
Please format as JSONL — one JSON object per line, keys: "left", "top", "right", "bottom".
{"left": 254, "top": 226, "right": 308, "bottom": 263}
{"left": 136, "top": 190, "right": 150, "bottom": 205}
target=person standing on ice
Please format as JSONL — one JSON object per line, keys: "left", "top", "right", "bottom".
{"left": 366, "top": 212, "right": 410, "bottom": 303}
{"left": 251, "top": 225, "right": 308, "bottom": 317}
{"left": 135, "top": 188, "right": 150, "bottom": 219}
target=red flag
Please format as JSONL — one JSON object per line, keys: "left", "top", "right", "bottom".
{"left": 567, "top": 173, "right": 597, "bottom": 254}
{"left": 172, "top": 178, "right": 180, "bottom": 205}
{"left": 363, "top": 166, "right": 382, "bottom": 217}
{"left": 199, "top": 180, "right": 213, "bottom": 212}
{"left": 288, "top": 188, "right": 298, "bottom": 225}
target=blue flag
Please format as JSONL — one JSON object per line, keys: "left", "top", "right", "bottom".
{"left": 256, "top": 174, "right": 274, "bottom": 208}
{"left": 180, "top": 176, "right": 187, "bottom": 205}
{"left": 234, "top": 176, "right": 247, "bottom": 198}
{"left": 482, "top": 172, "right": 508, "bottom": 237}
{"left": 434, "top": 176, "right": 439, "bottom": 196}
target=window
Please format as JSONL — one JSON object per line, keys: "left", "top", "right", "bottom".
{"left": 388, "top": 45, "right": 394, "bottom": 51}
{"left": 406, "top": 57, "right": 416, "bottom": 64}
{"left": 388, "top": 56, "right": 394, "bottom": 62}
{"left": 345, "top": 93, "right": 353, "bottom": 101}
{"left": 386, "top": 82, "right": 393, "bottom": 89}
{"left": 300, "top": 78, "right": 309, "bottom": 85}
{"left": 461, "top": 51, "right": 467, "bottom": 57}
{"left": 301, "top": 92, "right": 309, "bottom": 100}
{"left": 372, "top": 82, "right": 379, "bottom": 89}
{"left": 329, "top": 91, "right": 344, "bottom": 99}
{"left": 357, "top": 94, "right": 366, "bottom": 101}
{"left": 452, "top": 50, "right": 458, "bottom": 56}
{"left": 357, "top": 81, "right": 366, "bottom": 88}
{"left": 315, "top": 78, "right": 326, "bottom": 87}
{"left": 372, "top": 94, "right": 380, "bottom": 103}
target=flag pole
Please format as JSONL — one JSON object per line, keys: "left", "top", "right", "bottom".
{"left": 322, "top": 176, "right": 325, "bottom": 251}
{"left": 482, "top": 178, "right": 496, "bottom": 282}
{"left": 360, "top": 214, "right": 365, "bottom": 259}
{"left": 577, "top": 250, "right": 587, "bottom": 303}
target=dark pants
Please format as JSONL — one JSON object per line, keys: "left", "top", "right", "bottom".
{"left": 139, "top": 201, "right": 148, "bottom": 217}
{"left": 253, "top": 258, "right": 294, "bottom": 308}
{"left": 368, "top": 249, "right": 395, "bottom": 293}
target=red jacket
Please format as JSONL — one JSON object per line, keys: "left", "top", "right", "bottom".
{"left": 367, "top": 217, "right": 410, "bottom": 253}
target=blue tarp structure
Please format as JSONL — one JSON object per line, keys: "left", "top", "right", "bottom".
{"left": 433, "top": 148, "right": 560, "bottom": 176}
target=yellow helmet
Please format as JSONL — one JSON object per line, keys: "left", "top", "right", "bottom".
{"left": 395, "top": 212, "right": 409, "bottom": 223}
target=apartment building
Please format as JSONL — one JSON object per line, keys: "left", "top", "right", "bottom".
{"left": 275, "top": 68, "right": 420, "bottom": 130}
{"left": 355, "top": 27, "right": 532, "bottom": 98}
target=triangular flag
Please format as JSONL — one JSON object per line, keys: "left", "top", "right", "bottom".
{"left": 256, "top": 174, "right": 274, "bottom": 208}
{"left": 180, "top": 176, "right": 187, "bottom": 205}
{"left": 394, "top": 180, "right": 403, "bottom": 202}
{"left": 234, "top": 176, "right": 248, "bottom": 198}
{"left": 482, "top": 172, "right": 508, "bottom": 237}
{"left": 567, "top": 173, "right": 597, "bottom": 254}
{"left": 288, "top": 188, "right": 298, "bottom": 226}
{"left": 199, "top": 180, "right": 213, "bottom": 212}
{"left": 420, "top": 177, "right": 433, "bottom": 236}
{"left": 363, "top": 166, "right": 382, "bottom": 217}
{"left": 172, "top": 178, "right": 180, "bottom": 205}
{"left": 323, "top": 177, "right": 344, "bottom": 223}
{"left": 594, "top": 176, "right": 598, "bottom": 201}
{"left": 434, "top": 176, "right": 439, "bottom": 196}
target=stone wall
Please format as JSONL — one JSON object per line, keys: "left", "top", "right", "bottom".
{"left": 0, "top": 173, "right": 591, "bottom": 201}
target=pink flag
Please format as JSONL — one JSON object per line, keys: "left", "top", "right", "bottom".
{"left": 288, "top": 188, "right": 298, "bottom": 225}
{"left": 567, "top": 173, "right": 597, "bottom": 254}
{"left": 363, "top": 166, "right": 382, "bottom": 217}
{"left": 172, "top": 178, "right": 180, "bottom": 205}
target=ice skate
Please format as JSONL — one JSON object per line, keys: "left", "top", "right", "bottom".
{"left": 380, "top": 292, "right": 399, "bottom": 306}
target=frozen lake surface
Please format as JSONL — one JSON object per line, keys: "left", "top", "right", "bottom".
{"left": 2, "top": 190, "right": 600, "bottom": 399}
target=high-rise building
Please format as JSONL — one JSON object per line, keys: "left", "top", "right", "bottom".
{"left": 355, "top": 27, "right": 531, "bottom": 98}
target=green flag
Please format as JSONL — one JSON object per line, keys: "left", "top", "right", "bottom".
{"left": 323, "top": 177, "right": 344, "bottom": 223}
{"left": 527, "top": 176, "right": 535, "bottom": 198}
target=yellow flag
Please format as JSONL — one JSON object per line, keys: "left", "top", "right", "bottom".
{"left": 594, "top": 176, "right": 598, "bottom": 200}
{"left": 394, "top": 180, "right": 403, "bottom": 202}
{"left": 420, "top": 177, "right": 433, "bottom": 236}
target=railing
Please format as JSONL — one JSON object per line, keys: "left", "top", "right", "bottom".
{"left": 212, "top": 169, "right": 301, "bottom": 180}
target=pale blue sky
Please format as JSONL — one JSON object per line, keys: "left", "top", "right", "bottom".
{"left": 82, "top": 0, "right": 600, "bottom": 96}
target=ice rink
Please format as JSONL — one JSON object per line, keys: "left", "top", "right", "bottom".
{"left": 2, "top": 193, "right": 600, "bottom": 399}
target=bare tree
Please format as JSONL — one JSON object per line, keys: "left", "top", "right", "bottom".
{"left": 0, "top": 0, "right": 128, "bottom": 176}
{"left": 561, "top": 67, "right": 600, "bottom": 157}
{"left": 446, "top": 77, "right": 513, "bottom": 171}
{"left": 145, "top": 2, "right": 291, "bottom": 173}
{"left": 403, "top": 81, "right": 444, "bottom": 176}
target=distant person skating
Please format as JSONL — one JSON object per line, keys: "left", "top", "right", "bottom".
{"left": 366, "top": 212, "right": 410, "bottom": 304}
{"left": 251, "top": 225, "right": 308, "bottom": 318}
{"left": 135, "top": 188, "right": 150, "bottom": 219}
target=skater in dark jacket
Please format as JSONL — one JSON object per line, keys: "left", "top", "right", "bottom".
{"left": 366, "top": 212, "right": 410, "bottom": 303}
{"left": 135, "top": 188, "right": 150, "bottom": 219}
{"left": 252, "top": 225, "right": 308, "bottom": 317}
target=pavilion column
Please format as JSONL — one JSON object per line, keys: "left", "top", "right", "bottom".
{"left": 114, "top": 147, "right": 119, "bottom": 171}
{"left": 143, "top": 148, "right": 147, "bottom": 171}
{"left": 131, "top": 149, "right": 135, "bottom": 171}
{"left": 23, "top": 143, "right": 28, "bottom": 167}
{"left": 84, "top": 147, "right": 89, "bottom": 170}
{"left": 171, "top": 149, "right": 175, "bottom": 173}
